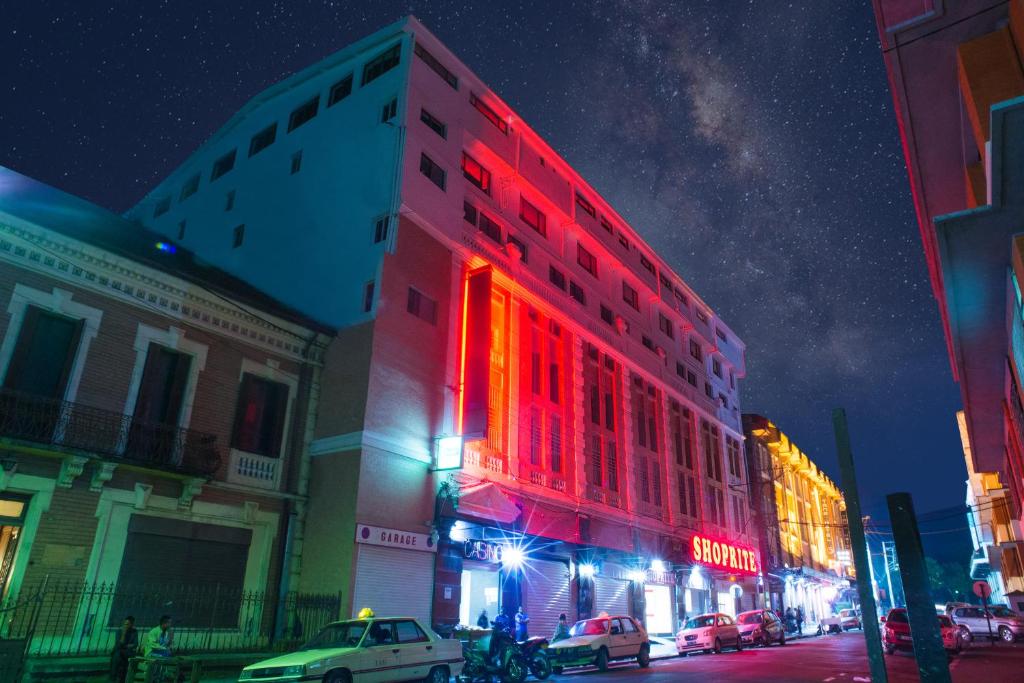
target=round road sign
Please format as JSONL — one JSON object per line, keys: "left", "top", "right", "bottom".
{"left": 973, "top": 580, "right": 992, "bottom": 599}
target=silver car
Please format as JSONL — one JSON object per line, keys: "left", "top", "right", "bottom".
{"left": 950, "top": 605, "right": 1024, "bottom": 643}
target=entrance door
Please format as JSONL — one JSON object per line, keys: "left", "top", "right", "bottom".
{"left": 593, "top": 576, "right": 629, "bottom": 616}
{"left": 644, "top": 584, "right": 673, "bottom": 635}
{"left": 0, "top": 496, "right": 28, "bottom": 597}
{"left": 460, "top": 561, "right": 500, "bottom": 627}
{"left": 523, "top": 559, "right": 569, "bottom": 639}
{"left": 126, "top": 344, "right": 192, "bottom": 465}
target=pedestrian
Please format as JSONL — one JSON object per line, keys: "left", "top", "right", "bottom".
{"left": 109, "top": 615, "right": 138, "bottom": 683}
{"left": 784, "top": 607, "right": 796, "bottom": 634}
{"left": 552, "top": 613, "right": 570, "bottom": 642}
{"left": 492, "top": 611, "right": 512, "bottom": 634}
{"left": 477, "top": 609, "right": 489, "bottom": 629}
{"left": 514, "top": 606, "right": 530, "bottom": 641}
{"left": 141, "top": 614, "right": 174, "bottom": 681}
{"left": 796, "top": 606, "right": 805, "bottom": 635}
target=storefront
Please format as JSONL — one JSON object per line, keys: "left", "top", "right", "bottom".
{"left": 644, "top": 582, "right": 674, "bottom": 635}
{"left": 352, "top": 524, "right": 436, "bottom": 624}
{"left": 780, "top": 566, "right": 849, "bottom": 624}
{"left": 522, "top": 557, "right": 570, "bottom": 639}
{"left": 688, "top": 533, "right": 760, "bottom": 618}
{"left": 460, "top": 555, "right": 501, "bottom": 627}
{"left": 593, "top": 564, "right": 631, "bottom": 616}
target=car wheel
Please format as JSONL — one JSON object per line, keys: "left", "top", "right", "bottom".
{"left": 325, "top": 672, "right": 351, "bottom": 683}
{"left": 778, "top": 632, "right": 786, "bottom": 646}
{"left": 637, "top": 643, "right": 651, "bottom": 668}
{"left": 425, "top": 665, "right": 449, "bottom": 683}
{"left": 503, "top": 654, "right": 528, "bottom": 683}
{"left": 959, "top": 626, "right": 972, "bottom": 644}
{"left": 735, "top": 636, "right": 742, "bottom": 652}
{"left": 999, "top": 626, "right": 1015, "bottom": 643}
{"left": 595, "top": 647, "right": 609, "bottom": 672}
{"left": 714, "top": 638, "right": 722, "bottom": 655}
{"left": 756, "top": 634, "right": 766, "bottom": 647}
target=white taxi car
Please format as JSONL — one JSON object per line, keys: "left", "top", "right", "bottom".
{"left": 238, "top": 613, "right": 463, "bottom": 683}
{"left": 675, "top": 613, "right": 742, "bottom": 655}
{"left": 547, "top": 614, "right": 651, "bottom": 673}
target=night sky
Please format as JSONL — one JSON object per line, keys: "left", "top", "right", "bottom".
{"left": 1, "top": 2, "right": 969, "bottom": 558}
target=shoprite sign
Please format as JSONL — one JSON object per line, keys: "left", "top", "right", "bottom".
{"left": 690, "top": 534, "right": 758, "bottom": 575}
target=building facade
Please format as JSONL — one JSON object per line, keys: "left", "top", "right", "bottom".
{"left": 742, "top": 415, "right": 853, "bottom": 621}
{"left": 872, "top": 0, "right": 1024, "bottom": 610}
{"left": 0, "top": 167, "right": 333, "bottom": 670}
{"left": 125, "top": 16, "right": 759, "bottom": 636}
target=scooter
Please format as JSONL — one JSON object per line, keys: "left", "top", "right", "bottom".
{"left": 518, "top": 637, "right": 552, "bottom": 680}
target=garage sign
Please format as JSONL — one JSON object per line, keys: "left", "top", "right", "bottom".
{"left": 689, "top": 534, "right": 758, "bottom": 575}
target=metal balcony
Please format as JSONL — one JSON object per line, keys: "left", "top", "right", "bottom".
{"left": 0, "top": 388, "right": 221, "bottom": 477}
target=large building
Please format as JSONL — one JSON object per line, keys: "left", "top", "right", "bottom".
{"left": 743, "top": 415, "right": 853, "bottom": 621}
{"left": 125, "top": 16, "right": 757, "bottom": 636}
{"left": 872, "top": 0, "right": 1024, "bottom": 610}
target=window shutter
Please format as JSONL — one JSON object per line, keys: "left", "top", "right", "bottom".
{"left": 268, "top": 381, "right": 289, "bottom": 457}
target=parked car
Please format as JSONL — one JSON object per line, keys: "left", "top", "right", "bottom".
{"left": 839, "top": 608, "right": 862, "bottom": 631}
{"left": 546, "top": 615, "right": 650, "bottom": 674}
{"left": 881, "top": 608, "right": 963, "bottom": 656}
{"left": 675, "top": 613, "right": 742, "bottom": 655}
{"left": 949, "top": 604, "right": 1024, "bottom": 643}
{"left": 735, "top": 610, "right": 786, "bottom": 647}
{"left": 237, "top": 614, "right": 464, "bottom": 683}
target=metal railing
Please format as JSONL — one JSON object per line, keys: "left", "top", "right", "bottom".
{"left": 0, "top": 388, "right": 221, "bottom": 476}
{"left": 0, "top": 580, "right": 341, "bottom": 658}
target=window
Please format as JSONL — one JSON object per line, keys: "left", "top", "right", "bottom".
{"left": 233, "top": 224, "right": 245, "bottom": 248}
{"left": 380, "top": 97, "right": 398, "bottom": 123}
{"left": 407, "top": 288, "right": 437, "bottom": 324}
{"left": 395, "top": 620, "right": 430, "bottom": 644}
{"left": 716, "top": 327, "right": 728, "bottom": 344}
{"left": 506, "top": 234, "right": 527, "bottom": 263}
{"left": 575, "top": 193, "right": 596, "bottom": 218}
{"left": 623, "top": 282, "right": 639, "bottom": 310}
{"left": 696, "top": 308, "right": 709, "bottom": 324}
{"left": 569, "top": 281, "right": 586, "bottom": 305}
{"left": 600, "top": 305, "right": 615, "bottom": 326}
{"left": 712, "top": 357, "right": 722, "bottom": 378}
{"left": 577, "top": 244, "right": 597, "bottom": 277}
{"left": 225, "top": 190, "right": 235, "bottom": 212}
{"left": 232, "top": 373, "right": 289, "bottom": 457}
{"left": 520, "top": 197, "right": 546, "bottom": 236}
{"left": 673, "top": 288, "right": 689, "bottom": 307}
{"left": 727, "top": 436, "right": 742, "bottom": 478}
{"left": 701, "top": 420, "right": 723, "bottom": 482}
{"left": 687, "top": 370, "right": 697, "bottom": 386}
{"left": 328, "top": 74, "right": 354, "bottom": 106}
{"left": 180, "top": 173, "right": 200, "bottom": 201}
{"left": 523, "top": 311, "right": 568, "bottom": 477}
{"left": 617, "top": 233, "right": 629, "bottom": 249}
{"left": 705, "top": 382, "right": 714, "bottom": 399}
{"left": 3, "top": 306, "right": 83, "bottom": 399}
{"left": 420, "top": 108, "right": 446, "bottom": 138}
{"left": 463, "top": 201, "right": 478, "bottom": 226}
{"left": 290, "top": 151, "right": 303, "bottom": 174}
{"left": 461, "top": 153, "right": 491, "bottom": 194}
{"left": 288, "top": 96, "right": 320, "bottom": 132}
{"left": 670, "top": 402, "right": 694, "bottom": 469}
{"left": 600, "top": 217, "right": 614, "bottom": 234}
{"left": 413, "top": 42, "right": 458, "bottom": 88}
{"left": 676, "top": 362, "right": 686, "bottom": 379}
{"left": 659, "top": 313, "right": 675, "bottom": 339}
{"left": 177, "top": 220, "right": 186, "bottom": 240}
{"left": 153, "top": 197, "right": 170, "bottom": 217}
{"left": 248, "top": 123, "right": 277, "bottom": 157}
{"left": 363, "top": 281, "right": 375, "bottom": 313}
{"left": 642, "top": 335, "right": 655, "bottom": 352}
{"left": 469, "top": 92, "right": 508, "bottom": 134}
{"left": 373, "top": 216, "right": 390, "bottom": 244}
{"left": 131, "top": 344, "right": 191, "bottom": 434}
{"left": 362, "top": 44, "right": 401, "bottom": 85}
{"left": 730, "top": 370, "right": 736, "bottom": 390}
{"left": 479, "top": 212, "right": 502, "bottom": 243}
{"left": 546, "top": 267, "right": 567, "bottom": 292}
{"left": 640, "top": 255, "right": 655, "bottom": 275}
{"left": 689, "top": 339, "right": 703, "bottom": 362}
{"left": 419, "top": 153, "right": 446, "bottom": 190}
{"left": 659, "top": 272, "right": 672, "bottom": 290}
{"left": 211, "top": 150, "right": 236, "bottom": 181}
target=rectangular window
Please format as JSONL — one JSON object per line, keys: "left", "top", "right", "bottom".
{"left": 577, "top": 243, "right": 597, "bottom": 277}
{"left": 132, "top": 344, "right": 191, "bottom": 430}
{"left": 676, "top": 362, "right": 686, "bottom": 379}
{"left": 461, "top": 152, "right": 491, "bottom": 194}
{"left": 373, "top": 215, "right": 390, "bottom": 244}
{"left": 696, "top": 308, "right": 709, "bottom": 324}
{"left": 419, "top": 153, "right": 446, "bottom": 190}
{"left": 469, "top": 92, "right": 508, "bottom": 134}
{"left": 462, "top": 201, "right": 477, "bottom": 226}
{"left": 288, "top": 96, "right": 320, "bottom": 132}
{"left": 419, "top": 108, "right": 447, "bottom": 138}
{"left": 600, "top": 217, "right": 614, "bottom": 234}
{"left": 640, "top": 255, "right": 655, "bottom": 275}
{"left": 3, "top": 306, "right": 83, "bottom": 400}
{"left": 727, "top": 436, "right": 742, "bottom": 478}
{"left": 638, "top": 460, "right": 650, "bottom": 503}
{"left": 153, "top": 197, "right": 170, "bottom": 217}
{"left": 569, "top": 281, "right": 586, "bottom": 305}
{"left": 688, "top": 477, "right": 698, "bottom": 517}
{"left": 380, "top": 97, "right": 398, "bottom": 123}
{"left": 549, "top": 266, "right": 566, "bottom": 291}
{"left": 673, "top": 288, "right": 688, "bottom": 307}
{"left": 659, "top": 312, "right": 675, "bottom": 339}
{"left": 600, "top": 304, "right": 615, "bottom": 326}
{"left": 479, "top": 212, "right": 502, "bottom": 243}
{"left": 233, "top": 224, "right": 245, "bottom": 248}
{"left": 607, "top": 440, "right": 618, "bottom": 491}
{"left": 689, "top": 339, "right": 703, "bottom": 361}
{"left": 232, "top": 374, "right": 289, "bottom": 457}
{"left": 642, "top": 335, "right": 655, "bottom": 351}
{"left": 407, "top": 287, "right": 437, "bottom": 325}
{"left": 328, "top": 74, "right": 354, "bottom": 106}
{"left": 549, "top": 413, "right": 562, "bottom": 472}
{"left": 362, "top": 44, "right": 401, "bottom": 85}
{"left": 652, "top": 461, "right": 662, "bottom": 507}
{"left": 623, "top": 282, "right": 639, "bottom": 310}
{"left": 211, "top": 150, "right": 236, "bottom": 181}
{"left": 716, "top": 328, "right": 728, "bottom": 344}
{"left": 617, "top": 233, "right": 629, "bottom": 250}
{"left": 413, "top": 41, "right": 458, "bottom": 89}
{"left": 519, "top": 196, "right": 546, "bottom": 236}
{"left": 575, "top": 193, "right": 596, "bottom": 218}
{"left": 225, "top": 190, "right": 235, "bottom": 212}
{"left": 290, "top": 151, "right": 303, "bottom": 174}
{"left": 659, "top": 272, "right": 672, "bottom": 290}
{"left": 678, "top": 472, "right": 688, "bottom": 516}
{"left": 363, "top": 281, "right": 375, "bottom": 313}
{"left": 701, "top": 420, "right": 722, "bottom": 482}
{"left": 506, "top": 234, "right": 527, "bottom": 263}
{"left": 248, "top": 123, "right": 277, "bottom": 157}
{"left": 687, "top": 370, "right": 697, "bottom": 387}
{"left": 588, "top": 435, "right": 602, "bottom": 485}
{"left": 705, "top": 382, "right": 714, "bottom": 399}
{"left": 713, "top": 357, "right": 722, "bottom": 377}
{"left": 180, "top": 173, "right": 200, "bottom": 201}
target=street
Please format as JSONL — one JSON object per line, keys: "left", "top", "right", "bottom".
{"left": 540, "top": 633, "right": 1024, "bottom": 682}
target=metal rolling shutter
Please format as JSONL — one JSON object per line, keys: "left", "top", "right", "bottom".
{"left": 594, "top": 575, "right": 630, "bottom": 617}
{"left": 524, "top": 559, "right": 570, "bottom": 639}
{"left": 352, "top": 545, "right": 435, "bottom": 624}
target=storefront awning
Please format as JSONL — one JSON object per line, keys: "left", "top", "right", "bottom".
{"left": 457, "top": 482, "right": 521, "bottom": 524}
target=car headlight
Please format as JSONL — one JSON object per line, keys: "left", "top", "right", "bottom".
{"left": 238, "top": 671, "right": 253, "bottom": 681}
{"left": 282, "top": 665, "right": 306, "bottom": 676}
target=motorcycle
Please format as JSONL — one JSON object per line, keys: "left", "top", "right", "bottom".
{"left": 518, "top": 637, "right": 551, "bottom": 680}
{"left": 457, "top": 628, "right": 528, "bottom": 683}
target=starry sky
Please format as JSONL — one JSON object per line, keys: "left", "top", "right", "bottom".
{"left": 1, "top": 2, "right": 969, "bottom": 558}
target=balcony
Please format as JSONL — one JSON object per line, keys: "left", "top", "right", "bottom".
{"left": 517, "top": 461, "right": 568, "bottom": 495}
{"left": 0, "top": 388, "right": 221, "bottom": 477}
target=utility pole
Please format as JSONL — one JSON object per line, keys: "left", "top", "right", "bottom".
{"left": 882, "top": 540, "right": 901, "bottom": 607}
{"left": 833, "top": 409, "right": 888, "bottom": 683}
{"left": 887, "top": 493, "right": 951, "bottom": 683}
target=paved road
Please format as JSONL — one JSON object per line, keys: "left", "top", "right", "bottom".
{"left": 542, "top": 632, "right": 1024, "bottom": 682}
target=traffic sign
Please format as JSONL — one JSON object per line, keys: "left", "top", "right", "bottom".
{"left": 973, "top": 581, "right": 992, "bottom": 599}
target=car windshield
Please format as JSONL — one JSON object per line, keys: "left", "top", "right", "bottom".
{"left": 570, "top": 618, "right": 609, "bottom": 636}
{"left": 990, "top": 607, "right": 1017, "bottom": 618}
{"left": 887, "top": 611, "right": 908, "bottom": 624}
{"left": 737, "top": 612, "right": 763, "bottom": 625}
{"left": 937, "top": 616, "right": 953, "bottom": 628}
{"left": 840, "top": 610, "right": 855, "bottom": 617}
{"left": 300, "top": 621, "right": 368, "bottom": 650}
{"left": 684, "top": 615, "right": 716, "bottom": 629}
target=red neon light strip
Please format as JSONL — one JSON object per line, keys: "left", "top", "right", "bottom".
{"left": 456, "top": 275, "right": 470, "bottom": 435}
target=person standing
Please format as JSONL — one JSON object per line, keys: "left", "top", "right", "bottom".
{"left": 514, "top": 606, "right": 530, "bottom": 641}
{"left": 552, "top": 613, "right": 570, "bottom": 642}
{"left": 477, "top": 609, "right": 489, "bottom": 629}
{"left": 796, "top": 606, "right": 805, "bottom": 635}
{"left": 109, "top": 616, "right": 138, "bottom": 683}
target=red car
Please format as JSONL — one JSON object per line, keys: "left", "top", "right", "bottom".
{"left": 881, "top": 608, "right": 963, "bottom": 655}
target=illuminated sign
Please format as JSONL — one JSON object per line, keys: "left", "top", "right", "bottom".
{"left": 356, "top": 524, "right": 437, "bottom": 553}
{"left": 689, "top": 534, "right": 758, "bottom": 575}
{"left": 464, "top": 540, "right": 503, "bottom": 563}
{"left": 434, "top": 435, "right": 464, "bottom": 470}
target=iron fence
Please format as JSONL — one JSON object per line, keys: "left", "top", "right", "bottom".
{"left": 0, "top": 387, "right": 221, "bottom": 476}
{"left": 0, "top": 580, "right": 341, "bottom": 658}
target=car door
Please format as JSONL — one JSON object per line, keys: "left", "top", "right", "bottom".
{"left": 608, "top": 618, "right": 630, "bottom": 658}
{"left": 357, "top": 620, "right": 402, "bottom": 683}
{"left": 393, "top": 619, "right": 435, "bottom": 680}
{"left": 718, "top": 614, "right": 739, "bottom": 645}
{"left": 623, "top": 617, "right": 645, "bottom": 656}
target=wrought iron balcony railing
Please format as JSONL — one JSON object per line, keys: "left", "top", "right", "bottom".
{"left": 0, "top": 388, "right": 221, "bottom": 477}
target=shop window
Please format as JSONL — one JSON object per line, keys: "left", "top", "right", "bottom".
{"left": 231, "top": 373, "right": 289, "bottom": 457}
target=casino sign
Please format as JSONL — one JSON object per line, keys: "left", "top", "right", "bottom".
{"left": 690, "top": 534, "right": 759, "bottom": 575}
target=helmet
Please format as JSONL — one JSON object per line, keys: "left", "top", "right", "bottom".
{"left": 357, "top": 607, "right": 375, "bottom": 619}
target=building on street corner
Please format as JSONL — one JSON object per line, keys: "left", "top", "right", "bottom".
{"left": 125, "top": 16, "right": 761, "bottom": 637}
{"left": 742, "top": 414, "right": 854, "bottom": 623}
